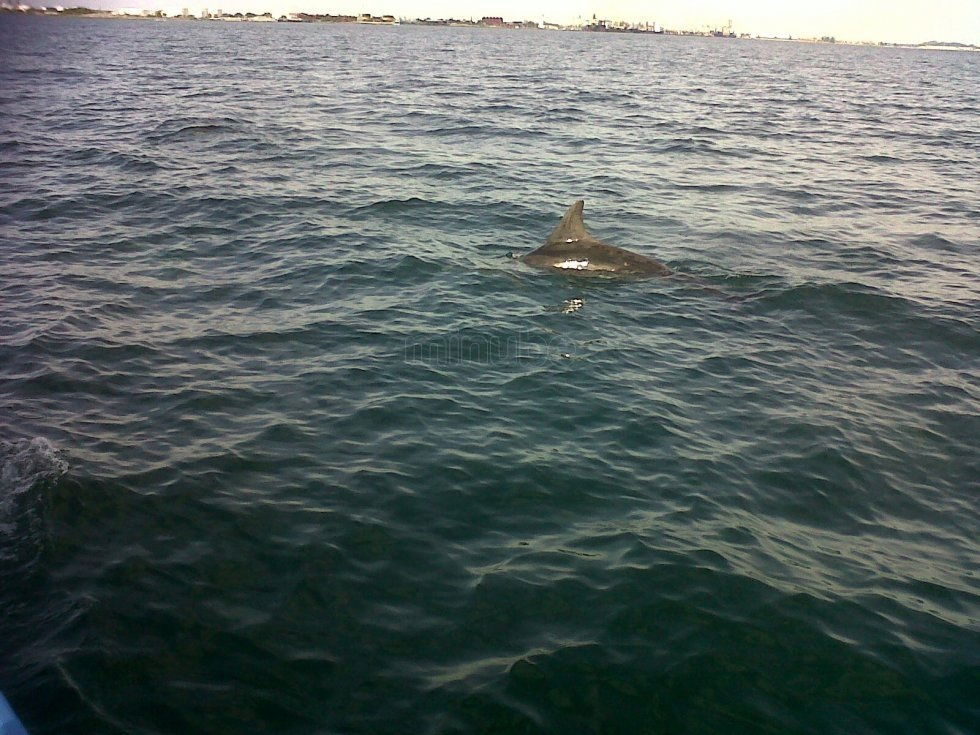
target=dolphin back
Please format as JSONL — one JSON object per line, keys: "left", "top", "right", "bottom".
{"left": 524, "top": 199, "right": 671, "bottom": 277}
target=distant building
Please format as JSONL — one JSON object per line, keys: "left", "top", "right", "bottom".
{"left": 357, "top": 13, "right": 396, "bottom": 24}
{"left": 480, "top": 16, "right": 503, "bottom": 26}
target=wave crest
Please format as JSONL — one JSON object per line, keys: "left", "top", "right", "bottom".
{"left": 1, "top": 437, "right": 68, "bottom": 499}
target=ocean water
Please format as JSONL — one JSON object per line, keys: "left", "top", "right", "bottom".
{"left": 1, "top": 15, "right": 978, "bottom": 734}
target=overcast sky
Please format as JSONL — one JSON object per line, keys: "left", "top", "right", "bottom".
{"left": 97, "top": 0, "right": 980, "bottom": 44}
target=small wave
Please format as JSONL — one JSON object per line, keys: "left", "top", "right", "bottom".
{"left": 424, "top": 123, "right": 540, "bottom": 140}
{"left": 754, "top": 281, "right": 910, "bottom": 312}
{"left": 1, "top": 436, "right": 66, "bottom": 491}
{"left": 860, "top": 153, "right": 904, "bottom": 163}
{"left": 0, "top": 139, "right": 25, "bottom": 153}
{"left": 908, "top": 233, "right": 961, "bottom": 252}
{"left": 674, "top": 183, "right": 745, "bottom": 192}
{"left": 480, "top": 103, "right": 523, "bottom": 113}
{"left": 658, "top": 138, "right": 754, "bottom": 158}
{"left": 145, "top": 116, "right": 252, "bottom": 144}
{"left": 690, "top": 124, "right": 728, "bottom": 136}
{"left": 112, "top": 152, "right": 166, "bottom": 173}
{"left": 352, "top": 196, "right": 458, "bottom": 217}
{"left": 542, "top": 106, "right": 588, "bottom": 122}
{"left": 176, "top": 124, "right": 229, "bottom": 135}
{"left": 577, "top": 90, "right": 632, "bottom": 104}
{"left": 769, "top": 186, "right": 819, "bottom": 201}
{"left": 181, "top": 89, "right": 226, "bottom": 99}
{"left": 64, "top": 145, "right": 109, "bottom": 164}
{"left": 0, "top": 437, "right": 68, "bottom": 535}
{"left": 388, "top": 162, "right": 493, "bottom": 181}
{"left": 388, "top": 253, "right": 446, "bottom": 279}
{"left": 63, "top": 148, "right": 167, "bottom": 173}
{"left": 7, "top": 67, "right": 84, "bottom": 81}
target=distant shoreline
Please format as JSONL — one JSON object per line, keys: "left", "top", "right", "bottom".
{"left": 2, "top": 10, "right": 977, "bottom": 51}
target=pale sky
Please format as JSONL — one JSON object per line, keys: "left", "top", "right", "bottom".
{"left": 101, "top": 0, "right": 980, "bottom": 44}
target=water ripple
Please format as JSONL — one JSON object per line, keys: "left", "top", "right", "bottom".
{"left": 0, "top": 16, "right": 978, "bottom": 735}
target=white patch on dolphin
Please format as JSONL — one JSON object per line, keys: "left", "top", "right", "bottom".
{"left": 555, "top": 259, "right": 589, "bottom": 270}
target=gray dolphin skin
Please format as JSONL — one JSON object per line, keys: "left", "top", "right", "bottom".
{"left": 522, "top": 200, "right": 670, "bottom": 277}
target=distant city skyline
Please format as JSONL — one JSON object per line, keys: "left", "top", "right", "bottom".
{"left": 45, "top": 0, "right": 980, "bottom": 44}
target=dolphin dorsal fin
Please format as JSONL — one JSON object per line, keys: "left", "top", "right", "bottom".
{"left": 546, "top": 200, "right": 592, "bottom": 245}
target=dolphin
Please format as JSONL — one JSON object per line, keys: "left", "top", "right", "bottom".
{"left": 522, "top": 200, "right": 670, "bottom": 277}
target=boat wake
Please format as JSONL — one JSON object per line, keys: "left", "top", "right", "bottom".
{"left": 0, "top": 437, "right": 68, "bottom": 543}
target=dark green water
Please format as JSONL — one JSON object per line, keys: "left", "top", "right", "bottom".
{"left": 1, "top": 16, "right": 978, "bottom": 734}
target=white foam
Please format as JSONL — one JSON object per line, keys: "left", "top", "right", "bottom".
{"left": 1, "top": 437, "right": 68, "bottom": 503}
